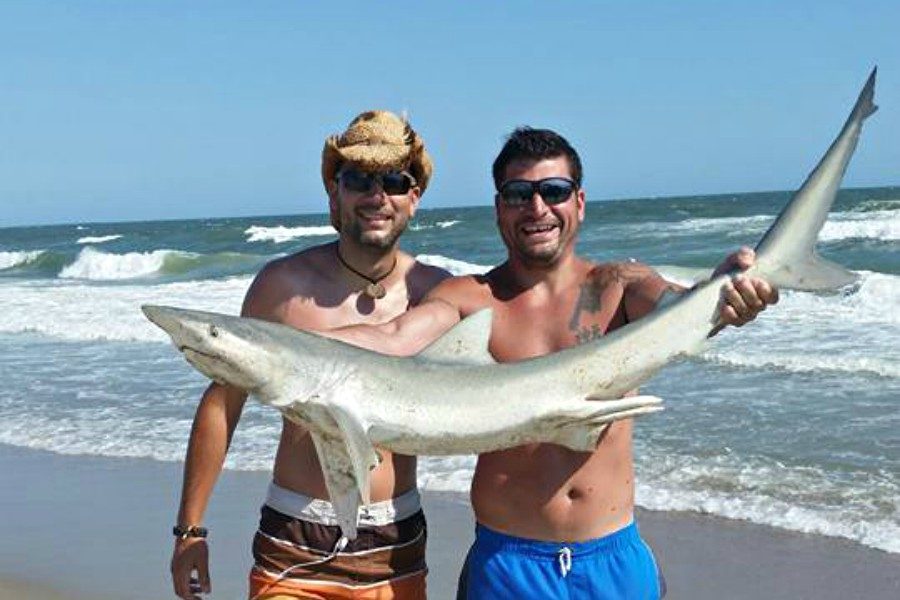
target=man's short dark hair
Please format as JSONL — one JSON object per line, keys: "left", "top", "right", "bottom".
{"left": 492, "top": 127, "right": 583, "bottom": 190}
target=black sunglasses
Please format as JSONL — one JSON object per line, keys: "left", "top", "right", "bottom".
{"left": 337, "top": 169, "right": 417, "bottom": 196}
{"left": 497, "top": 177, "right": 578, "bottom": 207}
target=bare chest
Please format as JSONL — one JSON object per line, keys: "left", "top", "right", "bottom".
{"left": 488, "top": 283, "right": 628, "bottom": 362}
{"left": 282, "top": 285, "right": 412, "bottom": 332}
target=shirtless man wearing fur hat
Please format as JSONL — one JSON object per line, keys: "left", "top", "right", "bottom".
{"left": 169, "top": 111, "right": 449, "bottom": 600}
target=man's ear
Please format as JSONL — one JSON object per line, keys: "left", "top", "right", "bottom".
{"left": 576, "top": 188, "right": 586, "bottom": 223}
{"left": 407, "top": 187, "right": 422, "bottom": 218}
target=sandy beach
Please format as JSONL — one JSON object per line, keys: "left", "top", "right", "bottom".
{"left": 1, "top": 443, "right": 898, "bottom": 599}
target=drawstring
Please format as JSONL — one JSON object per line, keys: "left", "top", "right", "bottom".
{"left": 250, "top": 535, "right": 349, "bottom": 600}
{"left": 558, "top": 546, "right": 573, "bottom": 577}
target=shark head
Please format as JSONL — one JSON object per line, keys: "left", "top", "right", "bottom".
{"left": 142, "top": 304, "right": 290, "bottom": 395}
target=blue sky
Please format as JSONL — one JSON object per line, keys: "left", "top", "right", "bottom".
{"left": 1, "top": 1, "right": 897, "bottom": 227}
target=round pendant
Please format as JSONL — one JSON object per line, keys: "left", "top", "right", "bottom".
{"left": 365, "top": 282, "right": 387, "bottom": 299}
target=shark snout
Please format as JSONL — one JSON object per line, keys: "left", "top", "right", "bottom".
{"left": 142, "top": 304, "right": 186, "bottom": 338}
{"left": 142, "top": 304, "right": 215, "bottom": 351}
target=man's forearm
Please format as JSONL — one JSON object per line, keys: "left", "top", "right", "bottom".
{"left": 176, "top": 384, "right": 245, "bottom": 527}
{"left": 322, "top": 298, "right": 462, "bottom": 357}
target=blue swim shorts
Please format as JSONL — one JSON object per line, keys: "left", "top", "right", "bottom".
{"left": 457, "top": 521, "right": 665, "bottom": 599}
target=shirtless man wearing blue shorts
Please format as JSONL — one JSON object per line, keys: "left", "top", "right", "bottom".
{"left": 334, "top": 127, "right": 777, "bottom": 599}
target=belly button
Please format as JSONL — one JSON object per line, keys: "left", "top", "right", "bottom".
{"left": 566, "top": 488, "right": 581, "bottom": 500}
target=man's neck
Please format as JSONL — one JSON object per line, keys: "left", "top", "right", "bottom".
{"left": 499, "top": 252, "right": 586, "bottom": 295}
{"left": 335, "top": 239, "right": 399, "bottom": 280}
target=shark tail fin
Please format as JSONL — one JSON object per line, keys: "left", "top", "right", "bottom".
{"left": 753, "top": 68, "right": 876, "bottom": 292}
{"left": 856, "top": 67, "right": 878, "bottom": 120}
{"left": 763, "top": 255, "right": 858, "bottom": 292}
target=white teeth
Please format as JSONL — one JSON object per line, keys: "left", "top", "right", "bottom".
{"left": 522, "top": 224, "right": 556, "bottom": 234}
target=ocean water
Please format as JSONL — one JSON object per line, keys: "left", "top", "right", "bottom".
{"left": 1, "top": 186, "right": 898, "bottom": 553}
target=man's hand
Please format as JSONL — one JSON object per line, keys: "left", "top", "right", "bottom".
{"left": 714, "top": 247, "right": 779, "bottom": 327}
{"left": 171, "top": 538, "right": 211, "bottom": 599}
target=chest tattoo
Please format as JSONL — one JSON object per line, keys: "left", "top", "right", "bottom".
{"left": 568, "top": 275, "right": 608, "bottom": 343}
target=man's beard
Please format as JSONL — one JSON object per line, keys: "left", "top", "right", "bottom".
{"left": 500, "top": 227, "right": 566, "bottom": 267}
{"left": 345, "top": 215, "right": 408, "bottom": 249}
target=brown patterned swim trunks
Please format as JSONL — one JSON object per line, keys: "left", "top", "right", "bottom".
{"left": 249, "top": 483, "right": 427, "bottom": 599}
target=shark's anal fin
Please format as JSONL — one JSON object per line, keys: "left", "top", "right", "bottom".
{"left": 416, "top": 309, "right": 496, "bottom": 366}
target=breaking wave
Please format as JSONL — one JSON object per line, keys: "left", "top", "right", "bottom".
{"left": 0, "top": 250, "right": 44, "bottom": 271}
{"left": 76, "top": 234, "right": 123, "bottom": 244}
{"left": 245, "top": 225, "right": 335, "bottom": 243}
{"left": 0, "top": 278, "right": 249, "bottom": 341}
{"left": 59, "top": 247, "right": 184, "bottom": 280}
{"left": 415, "top": 254, "right": 492, "bottom": 275}
{"left": 56, "top": 247, "right": 268, "bottom": 281}
{"left": 700, "top": 272, "right": 899, "bottom": 378}
{"left": 820, "top": 210, "right": 900, "bottom": 242}
{"left": 409, "top": 220, "right": 461, "bottom": 231}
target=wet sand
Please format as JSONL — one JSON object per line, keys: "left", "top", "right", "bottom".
{"left": 2, "top": 444, "right": 898, "bottom": 599}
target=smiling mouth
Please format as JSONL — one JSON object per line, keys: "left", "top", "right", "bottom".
{"left": 521, "top": 223, "right": 558, "bottom": 235}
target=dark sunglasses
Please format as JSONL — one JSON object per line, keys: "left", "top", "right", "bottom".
{"left": 497, "top": 177, "right": 578, "bottom": 207}
{"left": 337, "top": 169, "right": 417, "bottom": 196}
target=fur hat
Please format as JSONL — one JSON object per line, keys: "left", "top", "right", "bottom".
{"left": 321, "top": 110, "right": 433, "bottom": 194}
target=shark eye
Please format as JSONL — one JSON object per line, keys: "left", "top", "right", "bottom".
{"left": 209, "top": 324, "right": 219, "bottom": 338}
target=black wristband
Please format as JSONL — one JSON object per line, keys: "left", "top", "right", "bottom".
{"left": 173, "top": 525, "right": 208, "bottom": 539}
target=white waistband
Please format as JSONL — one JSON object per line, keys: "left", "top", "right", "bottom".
{"left": 264, "top": 482, "right": 422, "bottom": 527}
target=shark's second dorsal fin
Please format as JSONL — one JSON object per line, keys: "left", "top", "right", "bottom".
{"left": 416, "top": 308, "right": 496, "bottom": 366}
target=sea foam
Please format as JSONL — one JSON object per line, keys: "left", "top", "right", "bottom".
{"left": 59, "top": 247, "right": 186, "bottom": 280}
{"left": 634, "top": 448, "right": 900, "bottom": 554}
{"left": 415, "top": 254, "right": 492, "bottom": 275}
{"left": 409, "top": 220, "right": 460, "bottom": 231}
{"left": 0, "top": 250, "right": 44, "bottom": 270}
{"left": 76, "top": 234, "right": 123, "bottom": 244}
{"left": 245, "top": 225, "right": 335, "bottom": 243}
{"left": 820, "top": 209, "right": 900, "bottom": 242}
{"left": 0, "top": 278, "right": 249, "bottom": 341}
{"left": 700, "top": 272, "right": 900, "bottom": 378}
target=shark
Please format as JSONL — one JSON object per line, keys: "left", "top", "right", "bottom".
{"left": 144, "top": 68, "right": 877, "bottom": 539}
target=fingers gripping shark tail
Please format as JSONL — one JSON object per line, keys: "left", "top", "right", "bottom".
{"left": 754, "top": 68, "right": 877, "bottom": 292}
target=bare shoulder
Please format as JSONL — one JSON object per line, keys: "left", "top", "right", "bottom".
{"left": 425, "top": 272, "right": 491, "bottom": 316}
{"left": 404, "top": 256, "right": 453, "bottom": 306}
{"left": 602, "top": 260, "right": 658, "bottom": 284}
{"left": 603, "top": 260, "right": 676, "bottom": 320}
{"left": 242, "top": 244, "right": 337, "bottom": 321}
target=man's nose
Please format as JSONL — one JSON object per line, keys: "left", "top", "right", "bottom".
{"left": 360, "top": 185, "right": 388, "bottom": 204}
{"left": 523, "top": 191, "right": 550, "bottom": 214}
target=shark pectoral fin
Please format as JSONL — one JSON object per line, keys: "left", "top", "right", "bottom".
{"left": 416, "top": 309, "right": 496, "bottom": 366}
{"left": 308, "top": 429, "right": 362, "bottom": 540}
{"left": 765, "top": 256, "right": 859, "bottom": 292}
{"left": 324, "top": 400, "right": 379, "bottom": 508}
{"left": 552, "top": 395, "right": 664, "bottom": 452}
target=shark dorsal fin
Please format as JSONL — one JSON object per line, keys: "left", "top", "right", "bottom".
{"left": 416, "top": 308, "right": 496, "bottom": 366}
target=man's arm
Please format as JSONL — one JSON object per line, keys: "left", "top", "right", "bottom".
{"left": 170, "top": 383, "right": 246, "bottom": 600}
{"left": 624, "top": 247, "right": 778, "bottom": 328}
{"left": 323, "top": 293, "right": 463, "bottom": 356}
{"left": 170, "top": 264, "right": 284, "bottom": 599}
